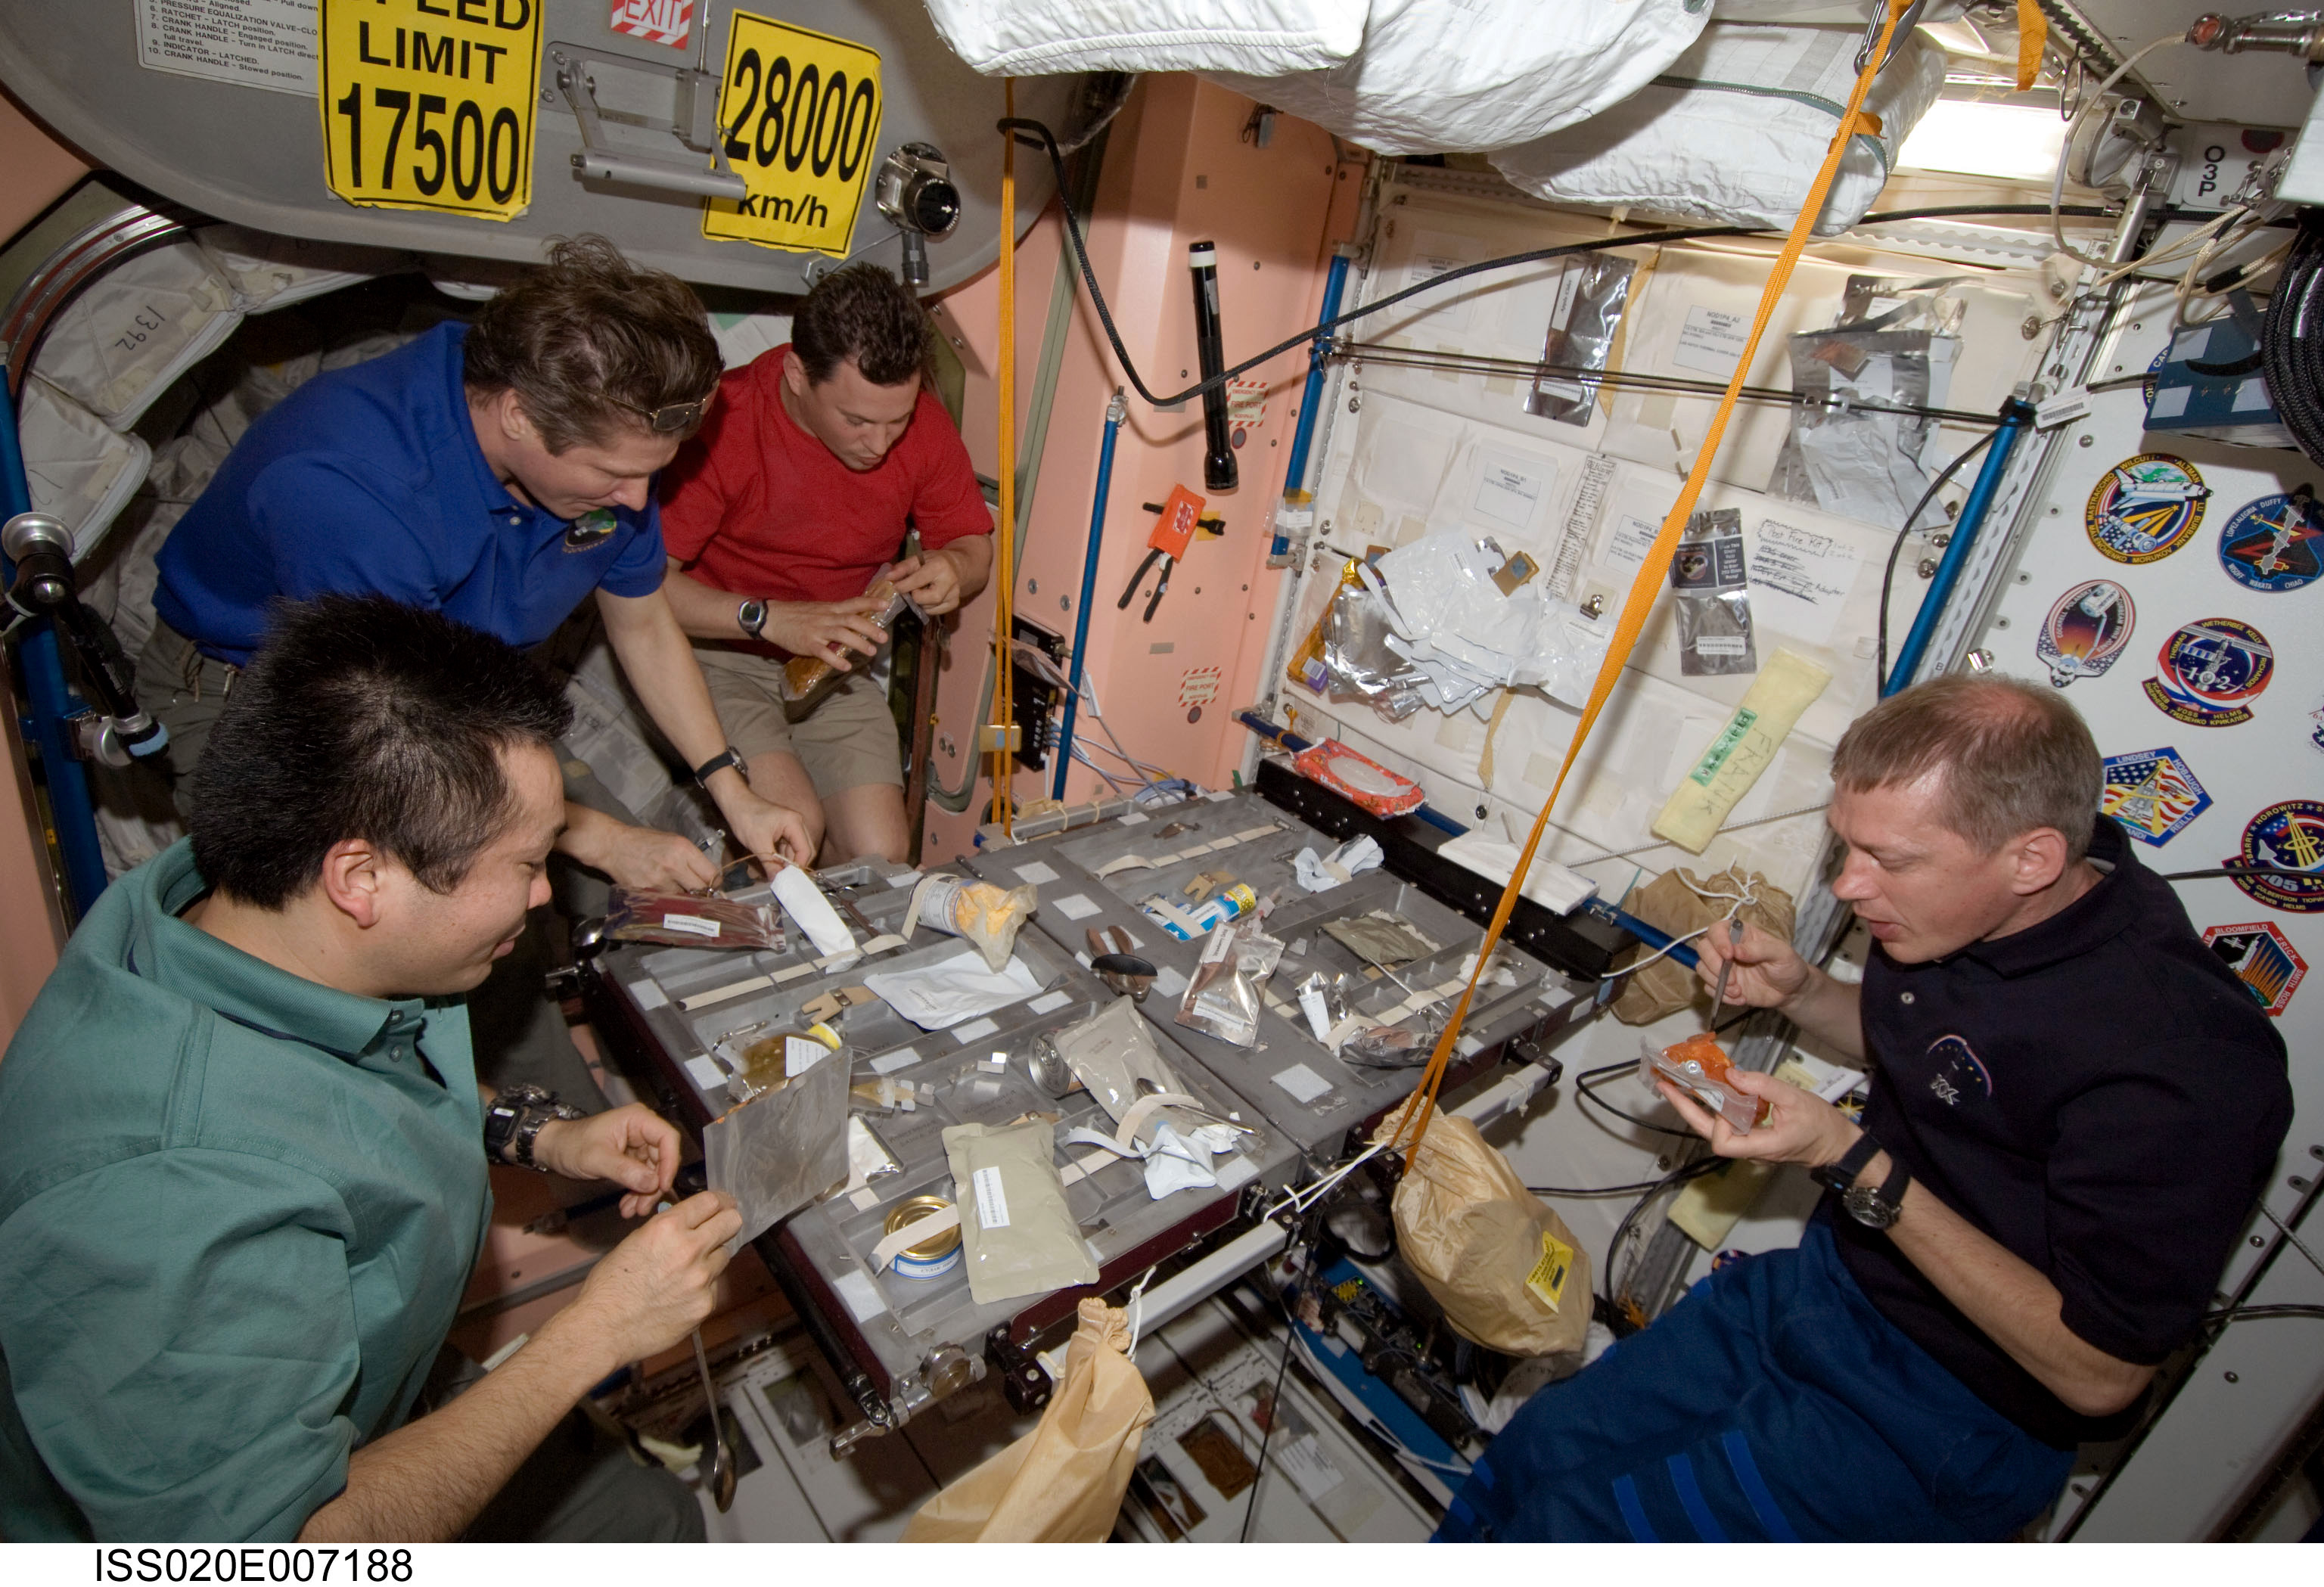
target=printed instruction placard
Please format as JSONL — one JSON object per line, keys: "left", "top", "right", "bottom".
{"left": 137, "top": 0, "right": 316, "bottom": 97}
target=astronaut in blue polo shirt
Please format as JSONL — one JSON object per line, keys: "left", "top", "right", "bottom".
{"left": 141, "top": 236, "right": 807, "bottom": 892}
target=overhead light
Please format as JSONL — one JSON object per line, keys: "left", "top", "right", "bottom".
{"left": 1897, "top": 100, "right": 2071, "bottom": 182}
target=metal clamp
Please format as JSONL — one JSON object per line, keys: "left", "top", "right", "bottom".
{"left": 550, "top": 42, "right": 747, "bottom": 200}
{"left": 985, "top": 1323, "right": 1055, "bottom": 1415}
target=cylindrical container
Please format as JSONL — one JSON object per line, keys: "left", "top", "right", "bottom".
{"left": 1145, "top": 881, "right": 1259, "bottom": 942}
{"left": 884, "top": 1195, "right": 963, "bottom": 1280}
{"left": 1188, "top": 241, "right": 1238, "bottom": 491}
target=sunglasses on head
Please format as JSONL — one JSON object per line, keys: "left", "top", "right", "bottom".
{"left": 611, "top": 391, "right": 716, "bottom": 433}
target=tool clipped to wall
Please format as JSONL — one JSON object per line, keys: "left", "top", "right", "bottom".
{"left": 1188, "top": 241, "right": 1238, "bottom": 491}
{"left": 1117, "top": 484, "right": 1207, "bottom": 623}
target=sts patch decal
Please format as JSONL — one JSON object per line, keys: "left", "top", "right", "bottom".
{"left": 2217, "top": 486, "right": 2324, "bottom": 593}
{"left": 2035, "top": 579, "right": 2134, "bottom": 688}
{"left": 2100, "top": 747, "right": 2211, "bottom": 846}
{"left": 2142, "top": 617, "right": 2273, "bottom": 727}
{"left": 2203, "top": 921, "right": 2307, "bottom": 1017}
{"left": 2086, "top": 453, "right": 2210, "bottom": 564}
{"left": 2229, "top": 800, "right": 2324, "bottom": 915}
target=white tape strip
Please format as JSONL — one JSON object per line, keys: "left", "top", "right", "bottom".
{"left": 678, "top": 934, "right": 909, "bottom": 1011}
{"left": 870, "top": 1203, "right": 960, "bottom": 1270}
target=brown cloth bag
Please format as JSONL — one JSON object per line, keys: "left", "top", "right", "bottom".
{"left": 902, "top": 1299, "right": 1156, "bottom": 1542}
{"left": 1388, "top": 1114, "right": 1592, "bottom": 1358}
{"left": 1608, "top": 865, "right": 1794, "bottom": 1026}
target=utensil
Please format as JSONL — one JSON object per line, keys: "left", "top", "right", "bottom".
{"left": 1132, "top": 1075, "right": 1254, "bottom": 1134}
{"left": 691, "top": 1328, "right": 736, "bottom": 1513}
{"left": 1710, "top": 918, "right": 1740, "bottom": 1017}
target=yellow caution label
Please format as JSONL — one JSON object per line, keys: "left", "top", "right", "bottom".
{"left": 318, "top": 0, "right": 542, "bottom": 222}
{"left": 703, "top": 12, "right": 882, "bottom": 256}
{"left": 1525, "top": 1229, "right": 1576, "bottom": 1314}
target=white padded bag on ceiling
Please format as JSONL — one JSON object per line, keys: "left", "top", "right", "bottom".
{"left": 918, "top": 1, "right": 1366, "bottom": 75}
{"left": 1489, "top": 23, "right": 1948, "bottom": 235}
{"left": 1205, "top": 0, "right": 1710, "bottom": 154}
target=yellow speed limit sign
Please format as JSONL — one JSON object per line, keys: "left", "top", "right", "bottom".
{"left": 318, "top": 0, "right": 542, "bottom": 222}
{"left": 704, "top": 13, "right": 882, "bottom": 256}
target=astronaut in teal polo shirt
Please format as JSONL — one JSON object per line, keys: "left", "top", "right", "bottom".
{"left": 0, "top": 596, "right": 743, "bottom": 1542}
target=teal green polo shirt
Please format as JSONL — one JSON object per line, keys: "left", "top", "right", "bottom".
{"left": 0, "top": 841, "right": 490, "bottom": 1540}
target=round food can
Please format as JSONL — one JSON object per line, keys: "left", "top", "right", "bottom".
{"left": 884, "top": 1194, "right": 963, "bottom": 1280}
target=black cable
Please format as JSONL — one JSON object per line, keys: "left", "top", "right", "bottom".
{"left": 2260, "top": 210, "right": 2324, "bottom": 471}
{"left": 1242, "top": 1238, "right": 1310, "bottom": 1543}
{"left": 2204, "top": 1304, "right": 2324, "bottom": 1326}
{"left": 2160, "top": 865, "right": 2314, "bottom": 881}
{"left": 1605, "top": 1158, "right": 1714, "bottom": 1308}
{"left": 1875, "top": 425, "right": 2001, "bottom": 691}
{"left": 1530, "top": 1157, "right": 1723, "bottom": 1199}
{"left": 1577, "top": 1068, "right": 1698, "bottom": 1138}
{"left": 997, "top": 117, "right": 2122, "bottom": 413}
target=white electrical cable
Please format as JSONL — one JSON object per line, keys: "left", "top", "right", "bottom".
{"left": 1595, "top": 865, "right": 1763, "bottom": 984}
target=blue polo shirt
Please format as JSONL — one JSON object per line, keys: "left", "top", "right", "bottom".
{"left": 154, "top": 322, "right": 666, "bottom": 666}
{"left": 0, "top": 841, "right": 489, "bottom": 1540}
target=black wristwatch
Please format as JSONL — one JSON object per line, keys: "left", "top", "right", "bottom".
{"left": 737, "top": 598, "right": 768, "bottom": 640}
{"left": 483, "top": 1084, "right": 583, "bottom": 1172}
{"left": 691, "top": 745, "right": 748, "bottom": 788}
{"left": 1814, "top": 1132, "right": 1912, "bottom": 1230}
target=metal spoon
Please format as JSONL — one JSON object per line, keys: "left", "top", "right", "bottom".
{"left": 1710, "top": 917, "right": 1741, "bottom": 1019}
{"left": 1132, "top": 1076, "right": 1253, "bottom": 1133}
{"left": 691, "top": 1329, "right": 736, "bottom": 1513}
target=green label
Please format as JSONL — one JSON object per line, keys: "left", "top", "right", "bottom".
{"left": 1687, "top": 707, "right": 1758, "bottom": 787}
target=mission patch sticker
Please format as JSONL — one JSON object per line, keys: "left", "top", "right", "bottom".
{"left": 2229, "top": 800, "right": 2324, "bottom": 914}
{"left": 2100, "top": 747, "right": 2212, "bottom": 846}
{"left": 2142, "top": 617, "right": 2273, "bottom": 727}
{"left": 2034, "top": 579, "right": 2134, "bottom": 688}
{"left": 2202, "top": 921, "right": 2307, "bottom": 1017}
{"left": 2086, "top": 453, "right": 2211, "bottom": 564}
{"left": 2216, "top": 486, "right": 2324, "bottom": 592}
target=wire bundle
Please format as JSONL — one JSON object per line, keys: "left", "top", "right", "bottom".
{"left": 2262, "top": 210, "right": 2324, "bottom": 469}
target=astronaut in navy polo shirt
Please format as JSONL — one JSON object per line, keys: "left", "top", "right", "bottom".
{"left": 137, "top": 237, "right": 810, "bottom": 1098}
{"left": 1439, "top": 675, "right": 2290, "bottom": 1543}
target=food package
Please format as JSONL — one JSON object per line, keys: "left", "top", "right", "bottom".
{"left": 1173, "top": 912, "right": 1285, "bottom": 1048}
{"left": 603, "top": 889, "right": 784, "bottom": 951}
{"left": 1641, "top": 1032, "right": 1769, "bottom": 1133}
{"left": 1670, "top": 507, "right": 1756, "bottom": 676}
{"left": 1341, "top": 1009, "right": 1446, "bottom": 1070}
{"left": 770, "top": 865, "right": 856, "bottom": 958}
{"left": 1285, "top": 558, "right": 1368, "bottom": 695}
{"left": 907, "top": 873, "right": 1039, "bottom": 972}
{"left": 1608, "top": 867, "right": 1793, "bottom": 1026}
{"left": 776, "top": 577, "right": 921, "bottom": 706}
{"left": 1387, "top": 1114, "right": 1591, "bottom": 1358}
{"left": 1138, "top": 880, "right": 1257, "bottom": 942}
{"left": 901, "top": 1299, "right": 1154, "bottom": 1543}
{"left": 941, "top": 1118, "right": 1098, "bottom": 1305}
{"left": 1291, "top": 738, "right": 1424, "bottom": 818}
{"left": 1048, "top": 997, "right": 1183, "bottom": 1127}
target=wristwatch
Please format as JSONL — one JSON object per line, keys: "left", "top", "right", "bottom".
{"left": 691, "top": 745, "right": 749, "bottom": 788}
{"left": 737, "top": 598, "right": 768, "bottom": 640}
{"left": 1813, "top": 1132, "right": 1912, "bottom": 1230}
{"left": 483, "top": 1084, "right": 584, "bottom": 1172}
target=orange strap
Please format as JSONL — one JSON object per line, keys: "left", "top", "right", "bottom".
{"left": 1383, "top": 0, "right": 1912, "bottom": 1162}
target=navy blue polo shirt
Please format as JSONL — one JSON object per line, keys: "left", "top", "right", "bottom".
{"left": 153, "top": 322, "right": 666, "bottom": 666}
{"left": 1834, "top": 816, "right": 2291, "bottom": 1449}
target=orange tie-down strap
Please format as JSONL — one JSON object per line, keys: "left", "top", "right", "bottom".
{"left": 1381, "top": 0, "right": 1914, "bottom": 1163}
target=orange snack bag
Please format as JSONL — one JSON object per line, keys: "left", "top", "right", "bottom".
{"left": 1641, "top": 1033, "right": 1770, "bottom": 1132}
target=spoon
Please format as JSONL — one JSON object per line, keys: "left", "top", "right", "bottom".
{"left": 691, "top": 1329, "right": 736, "bottom": 1513}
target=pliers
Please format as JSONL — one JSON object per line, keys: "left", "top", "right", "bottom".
{"left": 1117, "top": 546, "right": 1174, "bottom": 622}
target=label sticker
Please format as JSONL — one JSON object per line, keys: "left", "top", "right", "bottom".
{"left": 832, "top": 1266, "right": 888, "bottom": 1321}
{"left": 1014, "top": 860, "right": 1060, "bottom": 885}
{"left": 869, "top": 1045, "right": 921, "bottom": 1074}
{"left": 1673, "top": 303, "right": 1749, "bottom": 377}
{"left": 1154, "top": 967, "right": 1189, "bottom": 1001}
{"left": 1525, "top": 1229, "right": 1576, "bottom": 1313}
{"left": 703, "top": 11, "right": 883, "bottom": 256}
{"left": 2142, "top": 618, "right": 2273, "bottom": 727}
{"left": 2216, "top": 488, "right": 2324, "bottom": 593}
{"left": 2229, "top": 800, "right": 2324, "bottom": 913}
{"left": 1686, "top": 708, "right": 1758, "bottom": 787}
{"left": 1178, "top": 666, "right": 1223, "bottom": 709}
{"left": 138, "top": 0, "right": 315, "bottom": 96}
{"left": 609, "top": 0, "right": 691, "bottom": 50}
{"left": 1277, "top": 1433, "right": 1345, "bottom": 1502}
{"left": 2035, "top": 579, "right": 2135, "bottom": 688}
{"left": 1746, "top": 519, "right": 1856, "bottom": 647}
{"left": 952, "top": 1017, "right": 1001, "bottom": 1045}
{"left": 1214, "top": 1154, "right": 1260, "bottom": 1192}
{"left": 659, "top": 912, "right": 722, "bottom": 938}
{"left": 2085, "top": 453, "right": 2210, "bottom": 564}
{"left": 683, "top": 1054, "right": 725, "bottom": 1090}
{"left": 1051, "top": 893, "right": 1101, "bottom": 920}
{"left": 631, "top": 978, "right": 670, "bottom": 1011}
{"left": 1602, "top": 512, "right": 1661, "bottom": 568}
{"left": 1270, "top": 1063, "right": 1334, "bottom": 1104}
{"left": 784, "top": 1036, "right": 826, "bottom": 1076}
{"left": 319, "top": 0, "right": 542, "bottom": 222}
{"left": 1117, "top": 810, "right": 1149, "bottom": 825}
{"left": 1027, "top": 989, "right": 1071, "bottom": 1016}
{"left": 971, "top": 1164, "right": 1010, "bottom": 1229}
{"left": 2101, "top": 747, "right": 2213, "bottom": 846}
{"left": 2203, "top": 921, "right": 2307, "bottom": 1016}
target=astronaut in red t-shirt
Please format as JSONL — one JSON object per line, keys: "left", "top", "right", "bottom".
{"left": 658, "top": 266, "right": 993, "bottom": 863}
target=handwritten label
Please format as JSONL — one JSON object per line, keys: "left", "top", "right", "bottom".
{"left": 1748, "top": 519, "right": 1858, "bottom": 646}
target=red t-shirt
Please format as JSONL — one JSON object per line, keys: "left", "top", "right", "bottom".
{"left": 658, "top": 344, "right": 991, "bottom": 655}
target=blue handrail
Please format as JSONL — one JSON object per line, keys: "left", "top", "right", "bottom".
{"left": 1052, "top": 390, "right": 1125, "bottom": 799}
{"left": 1884, "top": 397, "right": 2036, "bottom": 697}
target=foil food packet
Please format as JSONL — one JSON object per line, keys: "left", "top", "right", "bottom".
{"left": 1670, "top": 507, "right": 1757, "bottom": 676}
{"left": 1174, "top": 912, "right": 1285, "bottom": 1048}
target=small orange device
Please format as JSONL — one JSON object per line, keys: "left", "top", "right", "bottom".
{"left": 1119, "top": 484, "right": 1205, "bottom": 622}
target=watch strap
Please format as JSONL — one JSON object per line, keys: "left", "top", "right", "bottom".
{"left": 1813, "top": 1131, "right": 1883, "bottom": 1197}
{"left": 691, "top": 746, "right": 748, "bottom": 788}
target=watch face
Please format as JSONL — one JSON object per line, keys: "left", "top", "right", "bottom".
{"left": 1844, "top": 1185, "right": 1901, "bottom": 1230}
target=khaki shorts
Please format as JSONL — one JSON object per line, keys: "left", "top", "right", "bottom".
{"left": 695, "top": 645, "right": 903, "bottom": 801}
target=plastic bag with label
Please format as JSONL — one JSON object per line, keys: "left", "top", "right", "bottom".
{"left": 942, "top": 1118, "right": 1098, "bottom": 1305}
{"left": 1174, "top": 912, "right": 1284, "bottom": 1048}
{"left": 604, "top": 889, "right": 785, "bottom": 951}
{"left": 1670, "top": 508, "right": 1756, "bottom": 675}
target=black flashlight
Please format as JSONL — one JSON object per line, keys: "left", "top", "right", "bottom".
{"left": 1188, "top": 241, "right": 1238, "bottom": 492}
